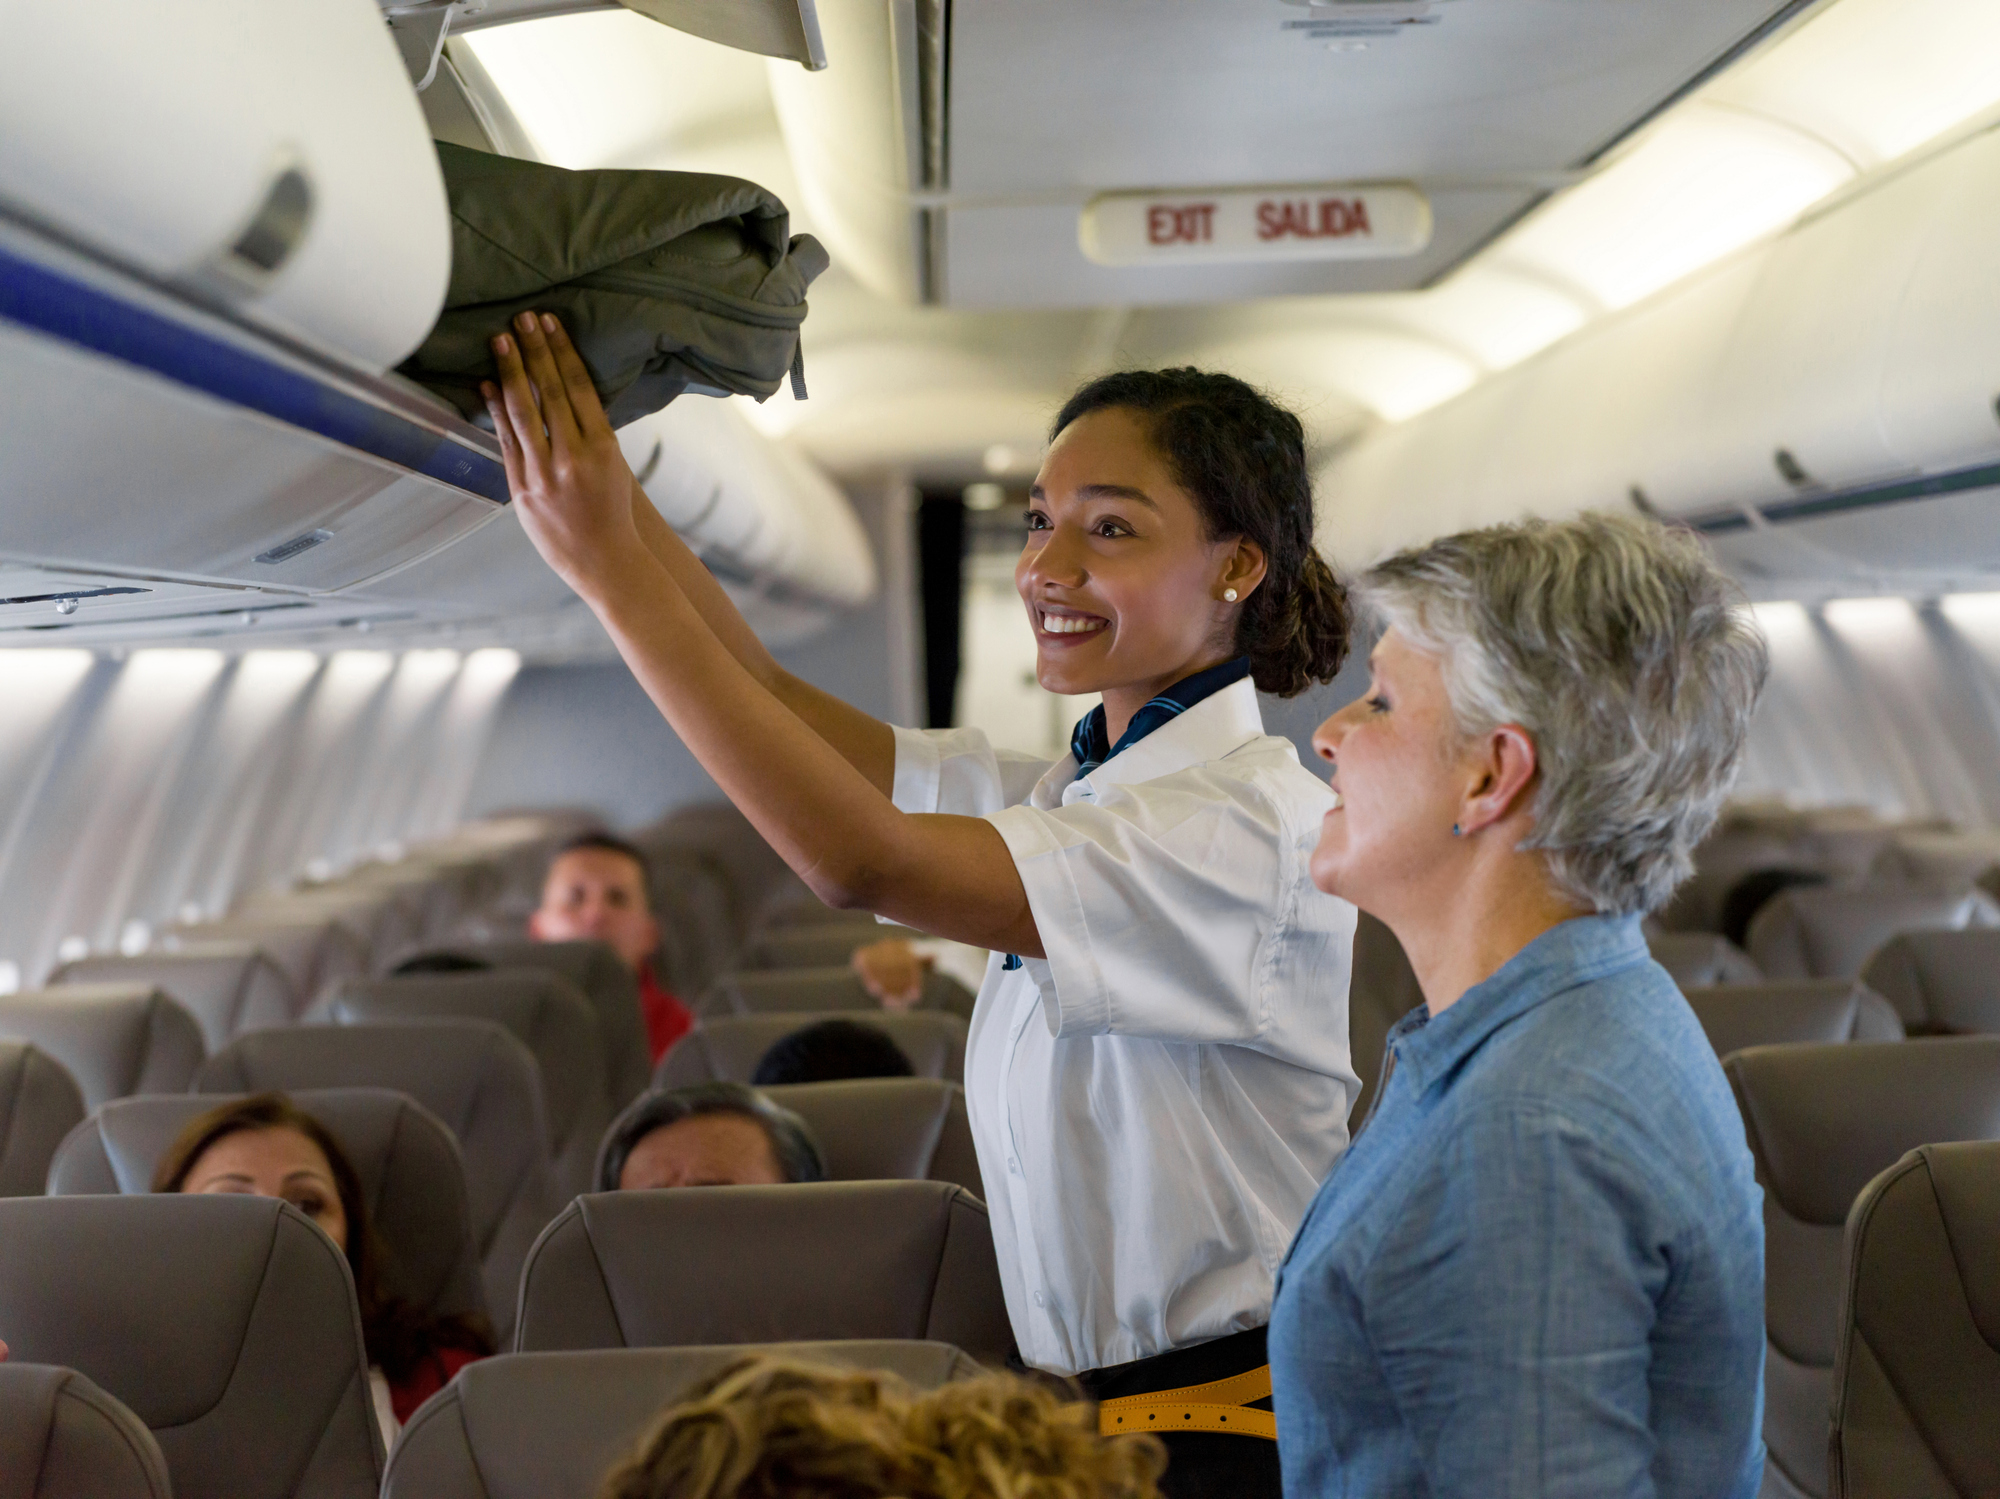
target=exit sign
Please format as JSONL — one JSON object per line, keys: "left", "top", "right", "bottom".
{"left": 1080, "top": 183, "right": 1431, "bottom": 266}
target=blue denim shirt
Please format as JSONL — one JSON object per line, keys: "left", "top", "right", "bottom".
{"left": 1270, "top": 914, "right": 1765, "bottom": 1498}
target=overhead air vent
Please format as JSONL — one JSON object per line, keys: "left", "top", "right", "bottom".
{"left": 1279, "top": 0, "right": 1444, "bottom": 42}
{"left": 255, "top": 529, "right": 336, "bottom": 566}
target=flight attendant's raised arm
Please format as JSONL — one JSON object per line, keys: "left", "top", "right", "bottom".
{"left": 483, "top": 311, "right": 1037, "bottom": 955}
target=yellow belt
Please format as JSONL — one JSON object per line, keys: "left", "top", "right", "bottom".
{"left": 1097, "top": 1363, "right": 1277, "bottom": 1441}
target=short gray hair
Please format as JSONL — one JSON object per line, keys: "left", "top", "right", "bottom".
{"left": 1359, "top": 513, "right": 1769, "bottom": 915}
{"left": 595, "top": 1081, "right": 826, "bottom": 1191}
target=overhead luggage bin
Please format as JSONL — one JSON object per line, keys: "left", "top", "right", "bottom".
{"left": 0, "top": 0, "right": 450, "bottom": 371}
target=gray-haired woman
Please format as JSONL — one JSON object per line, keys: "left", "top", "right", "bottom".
{"left": 1270, "top": 515, "right": 1770, "bottom": 1498}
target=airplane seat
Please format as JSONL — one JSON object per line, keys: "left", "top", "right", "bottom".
{"left": 755, "top": 1078, "right": 982, "bottom": 1196}
{"left": 700, "top": 965, "right": 976, "bottom": 1023}
{"left": 1868, "top": 829, "right": 2000, "bottom": 899}
{"left": 1347, "top": 911, "right": 1425, "bottom": 1131}
{"left": 161, "top": 918, "right": 370, "bottom": 1006}
{"left": 381, "top": 1341, "right": 981, "bottom": 1499}
{"left": 1657, "top": 827, "right": 1825, "bottom": 934}
{"left": 383, "top": 939, "right": 649, "bottom": 1107}
{"left": 1829, "top": 1140, "right": 2000, "bottom": 1498}
{"left": 1857, "top": 928, "right": 2000, "bottom": 1035}
{"left": 48, "top": 1087, "right": 489, "bottom": 1333}
{"left": 655, "top": 1012, "right": 969, "bottom": 1089}
{"left": 310, "top": 972, "right": 611, "bottom": 1200}
{"left": 1647, "top": 931, "right": 1763, "bottom": 988}
{"left": 0, "top": 986, "right": 205, "bottom": 1111}
{"left": 0, "top": 1193, "right": 383, "bottom": 1499}
{"left": 197, "top": 1021, "right": 561, "bottom": 1343}
{"left": 514, "top": 1180, "right": 1013, "bottom": 1365}
{"left": 1724, "top": 1037, "right": 2000, "bottom": 1499}
{"left": 646, "top": 848, "right": 746, "bottom": 993}
{"left": 231, "top": 892, "right": 409, "bottom": 969}
{"left": 1745, "top": 885, "right": 2000, "bottom": 982}
{"left": 739, "top": 921, "right": 923, "bottom": 970}
{"left": 1682, "top": 981, "right": 1905, "bottom": 1057}
{"left": 0, "top": 1042, "right": 84, "bottom": 1197}
{"left": 51, "top": 947, "right": 297, "bottom": 1051}
{"left": 0, "top": 1364, "right": 173, "bottom": 1499}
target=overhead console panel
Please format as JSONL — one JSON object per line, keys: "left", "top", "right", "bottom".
{"left": 771, "top": 0, "right": 1815, "bottom": 308}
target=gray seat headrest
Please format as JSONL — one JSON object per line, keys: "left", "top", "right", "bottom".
{"left": 0, "top": 987, "right": 204, "bottom": 1110}
{"left": 657, "top": 1011, "right": 968, "bottom": 1088}
{"left": 1831, "top": 1141, "right": 2000, "bottom": 1494}
{"left": 163, "top": 918, "right": 369, "bottom": 1004}
{"left": 198, "top": 1022, "right": 560, "bottom": 1344}
{"left": 0, "top": 1042, "right": 84, "bottom": 1197}
{"left": 742, "top": 923, "right": 917, "bottom": 969}
{"left": 757, "top": 1077, "right": 981, "bottom": 1195}
{"left": 0, "top": 1193, "right": 382, "bottom": 1499}
{"left": 1746, "top": 884, "right": 2000, "bottom": 982}
{"left": 394, "top": 940, "right": 650, "bottom": 1107}
{"left": 52, "top": 947, "right": 297, "bottom": 1050}
{"left": 312, "top": 973, "right": 610, "bottom": 1199}
{"left": 516, "top": 1180, "right": 1012, "bottom": 1365}
{"left": 0, "top": 1364, "right": 172, "bottom": 1499}
{"left": 232, "top": 890, "right": 412, "bottom": 964}
{"left": 383, "top": 1342, "right": 981, "bottom": 1499}
{"left": 1647, "top": 931, "right": 1762, "bottom": 988}
{"left": 1727, "top": 1036, "right": 2000, "bottom": 1499}
{"left": 1859, "top": 927, "right": 2000, "bottom": 1034}
{"left": 1682, "top": 980, "right": 1903, "bottom": 1057}
{"left": 48, "top": 1086, "right": 487, "bottom": 1328}
{"left": 701, "top": 965, "right": 974, "bottom": 1021}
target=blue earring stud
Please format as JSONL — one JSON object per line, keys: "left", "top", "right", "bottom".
{"left": 1451, "top": 823, "right": 1462, "bottom": 837}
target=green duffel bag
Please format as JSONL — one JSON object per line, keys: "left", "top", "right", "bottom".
{"left": 401, "top": 142, "right": 829, "bottom": 427}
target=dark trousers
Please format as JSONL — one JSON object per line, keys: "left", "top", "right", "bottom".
{"left": 1077, "top": 1327, "right": 1282, "bottom": 1499}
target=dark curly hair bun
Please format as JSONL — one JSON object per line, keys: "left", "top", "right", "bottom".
{"left": 1051, "top": 368, "right": 1351, "bottom": 697}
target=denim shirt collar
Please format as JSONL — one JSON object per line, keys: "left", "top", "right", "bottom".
{"left": 1388, "top": 913, "right": 1651, "bottom": 1099}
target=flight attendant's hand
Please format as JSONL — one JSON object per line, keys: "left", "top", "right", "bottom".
{"left": 852, "top": 937, "right": 932, "bottom": 1010}
{"left": 483, "top": 311, "right": 647, "bottom": 600}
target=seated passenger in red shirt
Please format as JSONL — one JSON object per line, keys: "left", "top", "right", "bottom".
{"left": 528, "top": 832, "right": 692, "bottom": 1063}
{"left": 154, "top": 1093, "right": 494, "bottom": 1444}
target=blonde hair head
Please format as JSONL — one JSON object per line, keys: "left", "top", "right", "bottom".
{"left": 598, "top": 1356, "right": 1167, "bottom": 1499}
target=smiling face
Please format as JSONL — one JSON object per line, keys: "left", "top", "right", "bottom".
{"left": 182, "top": 1125, "right": 349, "bottom": 1250}
{"left": 1308, "top": 628, "right": 1471, "bottom": 915}
{"left": 1018, "top": 407, "right": 1263, "bottom": 722}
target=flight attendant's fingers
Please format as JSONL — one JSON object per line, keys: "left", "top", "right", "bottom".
{"left": 541, "top": 315, "right": 615, "bottom": 442}
{"left": 513, "top": 311, "right": 583, "bottom": 455}
{"left": 481, "top": 381, "right": 529, "bottom": 497}
{"left": 489, "top": 333, "right": 551, "bottom": 474}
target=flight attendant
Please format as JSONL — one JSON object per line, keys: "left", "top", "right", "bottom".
{"left": 484, "top": 313, "right": 1358, "bottom": 1499}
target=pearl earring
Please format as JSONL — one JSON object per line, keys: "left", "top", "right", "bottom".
{"left": 1223, "top": 588, "right": 1238, "bottom": 602}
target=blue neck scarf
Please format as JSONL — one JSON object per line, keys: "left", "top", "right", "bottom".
{"left": 1069, "top": 656, "right": 1252, "bottom": 777}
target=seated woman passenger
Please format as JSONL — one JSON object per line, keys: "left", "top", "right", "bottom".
{"left": 751, "top": 1018, "right": 915, "bottom": 1086}
{"left": 598, "top": 1081, "right": 825, "bottom": 1191}
{"left": 1270, "top": 515, "right": 1769, "bottom": 1498}
{"left": 599, "top": 1353, "right": 1165, "bottom": 1499}
{"left": 154, "top": 1094, "right": 494, "bottom": 1443}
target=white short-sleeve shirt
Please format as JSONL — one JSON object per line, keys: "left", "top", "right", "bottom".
{"left": 891, "top": 676, "right": 1358, "bottom": 1375}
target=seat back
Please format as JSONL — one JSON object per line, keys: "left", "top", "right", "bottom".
{"left": 1830, "top": 1140, "right": 2000, "bottom": 1498}
{"left": 391, "top": 940, "right": 650, "bottom": 1107}
{"left": 1647, "top": 931, "right": 1763, "bottom": 988}
{"left": 0, "top": 1364, "right": 172, "bottom": 1499}
{"left": 516, "top": 1180, "right": 1012, "bottom": 1364}
{"left": 0, "top": 1042, "right": 84, "bottom": 1197}
{"left": 51, "top": 947, "right": 296, "bottom": 1050}
{"left": 656, "top": 1012, "right": 968, "bottom": 1088}
{"left": 1724, "top": 1038, "right": 2000, "bottom": 1499}
{"left": 49, "top": 1087, "right": 488, "bottom": 1330}
{"left": 0, "top": 1193, "right": 382, "bottom": 1499}
{"left": 197, "top": 1022, "right": 559, "bottom": 1342}
{"left": 381, "top": 1342, "right": 980, "bottom": 1499}
{"left": 233, "top": 890, "right": 414, "bottom": 963}
{"left": 1747, "top": 885, "right": 2000, "bottom": 982}
{"left": 1858, "top": 927, "right": 2000, "bottom": 1035}
{"left": 759, "top": 1078, "right": 981, "bottom": 1195}
{"left": 1683, "top": 981, "right": 1904, "bottom": 1057}
{"left": 740, "top": 924, "right": 920, "bottom": 970}
{"left": 162, "top": 918, "right": 369, "bottom": 1003}
{"left": 701, "top": 965, "right": 974, "bottom": 1021}
{"left": 0, "top": 987, "right": 204, "bottom": 1110}
{"left": 1347, "top": 912, "right": 1425, "bottom": 1129}
{"left": 312, "top": 973, "right": 610, "bottom": 1199}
